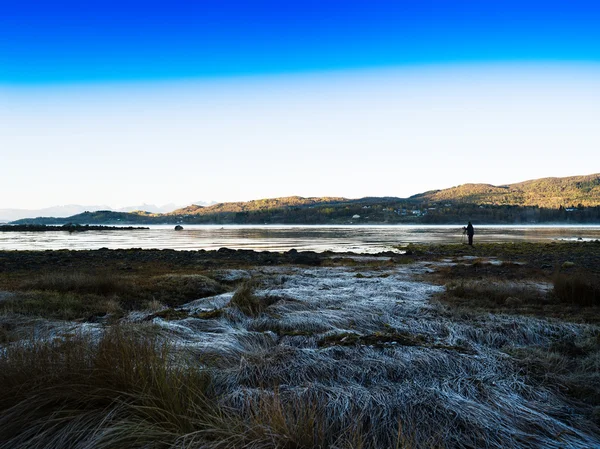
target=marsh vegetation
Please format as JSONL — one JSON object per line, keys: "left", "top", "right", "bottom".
{"left": 0, "top": 244, "right": 598, "bottom": 448}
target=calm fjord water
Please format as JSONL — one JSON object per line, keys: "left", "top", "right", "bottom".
{"left": 1, "top": 225, "right": 599, "bottom": 253}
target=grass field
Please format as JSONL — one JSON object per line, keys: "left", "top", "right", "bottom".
{"left": 0, "top": 244, "right": 598, "bottom": 448}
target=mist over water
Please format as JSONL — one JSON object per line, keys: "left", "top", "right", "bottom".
{"left": 2, "top": 225, "right": 600, "bottom": 253}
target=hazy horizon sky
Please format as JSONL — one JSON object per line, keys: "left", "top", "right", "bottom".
{"left": 2, "top": 1, "right": 599, "bottom": 209}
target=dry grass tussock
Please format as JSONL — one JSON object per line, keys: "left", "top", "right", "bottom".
{"left": 553, "top": 272, "right": 600, "bottom": 307}
{"left": 0, "top": 326, "right": 220, "bottom": 449}
{"left": 0, "top": 290, "right": 124, "bottom": 321}
{"left": 228, "top": 280, "right": 278, "bottom": 317}
{"left": 446, "top": 279, "right": 547, "bottom": 307}
{"left": 2, "top": 271, "right": 227, "bottom": 321}
{"left": 20, "top": 272, "right": 130, "bottom": 296}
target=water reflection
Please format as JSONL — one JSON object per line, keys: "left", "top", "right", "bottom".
{"left": 1, "top": 225, "right": 599, "bottom": 253}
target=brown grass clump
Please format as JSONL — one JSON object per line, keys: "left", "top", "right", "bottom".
{"left": 143, "top": 274, "right": 225, "bottom": 307}
{"left": 446, "top": 280, "right": 546, "bottom": 307}
{"left": 4, "top": 272, "right": 227, "bottom": 320}
{"left": 553, "top": 272, "right": 600, "bottom": 307}
{"left": 233, "top": 390, "right": 331, "bottom": 448}
{"left": 0, "top": 291, "right": 124, "bottom": 321}
{"left": 21, "top": 271, "right": 130, "bottom": 295}
{"left": 229, "top": 280, "right": 278, "bottom": 317}
{"left": 0, "top": 325, "right": 220, "bottom": 449}
{"left": 144, "top": 298, "right": 166, "bottom": 312}
{"left": 219, "top": 389, "right": 431, "bottom": 449}
{"left": 434, "top": 278, "right": 600, "bottom": 322}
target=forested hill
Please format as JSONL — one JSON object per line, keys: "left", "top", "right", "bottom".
{"left": 410, "top": 173, "right": 600, "bottom": 208}
{"left": 168, "top": 196, "right": 347, "bottom": 216}
{"left": 11, "top": 196, "right": 405, "bottom": 225}
{"left": 10, "top": 175, "right": 600, "bottom": 225}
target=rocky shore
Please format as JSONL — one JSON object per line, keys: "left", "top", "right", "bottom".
{"left": 0, "top": 247, "right": 400, "bottom": 273}
{"left": 0, "top": 224, "right": 149, "bottom": 232}
{"left": 1, "top": 241, "right": 597, "bottom": 274}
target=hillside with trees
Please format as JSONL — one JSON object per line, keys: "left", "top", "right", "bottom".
{"left": 169, "top": 196, "right": 347, "bottom": 216}
{"left": 10, "top": 174, "right": 600, "bottom": 225}
{"left": 411, "top": 173, "right": 600, "bottom": 208}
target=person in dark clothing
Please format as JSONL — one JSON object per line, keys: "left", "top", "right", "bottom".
{"left": 465, "top": 221, "right": 474, "bottom": 245}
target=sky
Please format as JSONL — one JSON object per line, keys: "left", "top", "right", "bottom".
{"left": 1, "top": 0, "right": 600, "bottom": 209}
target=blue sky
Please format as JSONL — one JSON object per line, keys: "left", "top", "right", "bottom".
{"left": 1, "top": 1, "right": 600, "bottom": 208}
{"left": 3, "top": 0, "right": 600, "bottom": 83}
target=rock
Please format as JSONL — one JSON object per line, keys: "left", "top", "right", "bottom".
{"left": 289, "top": 251, "right": 321, "bottom": 266}
{"left": 174, "top": 225, "right": 184, "bottom": 231}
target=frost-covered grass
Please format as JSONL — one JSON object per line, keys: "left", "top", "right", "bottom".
{"left": 1, "top": 260, "right": 599, "bottom": 448}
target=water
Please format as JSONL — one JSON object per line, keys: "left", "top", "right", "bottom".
{"left": 1, "top": 224, "right": 599, "bottom": 253}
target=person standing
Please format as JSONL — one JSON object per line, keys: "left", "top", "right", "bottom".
{"left": 465, "top": 221, "right": 474, "bottom": 245}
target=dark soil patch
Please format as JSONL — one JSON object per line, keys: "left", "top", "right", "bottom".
{"left": 319, "top": 331, "right": 474, "bottom": 354}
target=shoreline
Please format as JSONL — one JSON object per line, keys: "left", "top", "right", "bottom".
{"left": 1, "top": 239, "right": 598, "bottom": 267}
{"left": 0, "top": 224, "right": 149, "bottom": 232}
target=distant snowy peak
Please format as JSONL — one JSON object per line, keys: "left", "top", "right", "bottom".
{"left": 0, "top": 203, "right": 186, "bottom": 222}
{"left": 116, "top": 203, "right": 184, "bottom": 214}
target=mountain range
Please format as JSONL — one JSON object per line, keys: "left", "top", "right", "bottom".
{"left": 8, "top": 174, "right": 600, "bottom": 225}
{"left": 0, "top": 201, "right": 217, "bottom": 223}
